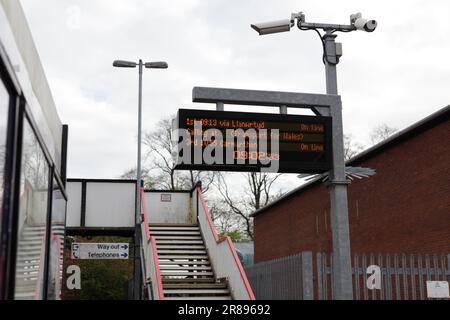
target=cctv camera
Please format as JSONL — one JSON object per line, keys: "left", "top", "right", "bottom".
{"left": 354, "top": 18, "right": 377, "bottom": 32}
{"left": 350, "top": 12, "right": 377, "bottom": 32}
{"left": 251, "top": 19, "right": 293, "bottom": 35}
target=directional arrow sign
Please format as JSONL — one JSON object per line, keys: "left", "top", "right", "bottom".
{"left": 71, "top": 243, "right": 130, "bottom": 260}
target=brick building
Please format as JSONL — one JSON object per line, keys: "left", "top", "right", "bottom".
{"left": 252, "top": 105, "right": 450, "bottom": 263}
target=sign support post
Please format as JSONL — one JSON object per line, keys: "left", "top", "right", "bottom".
{"left": 322, "top": 31, "right": 353, "bottom": 300}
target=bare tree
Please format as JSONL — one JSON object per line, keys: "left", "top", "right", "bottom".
{"left": 214, "top": 172, "right": 282, "bottom": 240}
{"left": 370, "top": 124, "right": 398, "bottom": 145}
{"left": 120, "top": 167, "right": 156, "bottom": 189}
{"left": 136, "top": 116, "right": 216, "bottom": 191}
{"left": 207, "top": 197, "right": 243, "bottom": 236}
{"left": 343, "top": 134, "right": 365, "bottom": 161}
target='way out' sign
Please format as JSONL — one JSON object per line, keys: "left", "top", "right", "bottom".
{"left": 71, "top": 243, "right": 129, "bottom": 260}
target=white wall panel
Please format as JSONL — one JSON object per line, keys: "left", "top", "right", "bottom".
{"left": 85, "top": 182, "right": 135, "bottom": 227}
{"left": 66, "top": 182, "right": 82, "bottom": 227}
{"left": 145, "top": 192, "right": 193, "bottom": 224}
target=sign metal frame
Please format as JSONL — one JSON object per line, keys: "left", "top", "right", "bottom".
{"left": 187, "top": 86, "right": 352, "bottom": 300}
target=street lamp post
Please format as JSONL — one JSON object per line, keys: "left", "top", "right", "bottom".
{"left": 113, "top": 59, "right": 168, "bottom": 299}
{"left": 251, "top": 12, "right": 377, "bottom": 300}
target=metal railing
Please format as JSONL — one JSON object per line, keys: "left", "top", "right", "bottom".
{"left": 140, "top": 188, "right": 164, "bottom": 300}
{"left": 318, "top": 252, "right": 450, "bottom": 300}
{"left": 245, "top": 252, "right": 313, "bottom": 300}
{"left": 193, "top": 187, "right": 255, "bottom": 300}
{"left": 245, "top": 252, "right": 450, "bottom": 300}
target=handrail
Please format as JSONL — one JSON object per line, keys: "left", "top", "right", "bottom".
{"left": 140, "top": 188, "right": 164, "bottom": 300}
{"left": 51, "top": 233, "right": 62, "bottom": 300}
{"left": 195, "top": 186, "right": 255, "bottom": 300}
{"left": 150, "top": 236, "right": 164, "bottom": 300}
{"left": 141, "top": 188, "right": 151, "bottom": 241}
{"left": 197, "top": 187, "right": 219, "bottom": 242}
{"left": 224, "top": 236, "right": 255, "bottom": 300}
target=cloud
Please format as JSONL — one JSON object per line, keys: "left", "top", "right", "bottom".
{"left": 20, "top": 0, "right": 450, "bottom": 179}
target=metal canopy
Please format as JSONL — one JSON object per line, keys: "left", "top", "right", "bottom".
{"left": 192, "top": 86, "right": 340, "bottom": 110}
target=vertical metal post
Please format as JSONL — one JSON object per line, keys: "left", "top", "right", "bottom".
{"left": 322, "top": 31, "right": 353, "bottom": 300}
{"left": 137, "top": 59, "right": 143, "bottom": 225}
{"left": 216, "top": 102, "right": 224, "bottom": 111}
{"left": 133, "top": 60, "right": 144, "bottom": 300}
{"left": 301, "top": 251, "right": 313, "bottom": 300}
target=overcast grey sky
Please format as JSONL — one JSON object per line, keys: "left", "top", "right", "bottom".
{"left": 20, "top": 0, "right": 450, "bottom": 180}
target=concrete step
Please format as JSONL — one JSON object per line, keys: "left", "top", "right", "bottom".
{"left": 16, "top": 252, "right": 41, "bottom": 258}
{"left": 16, "top": 264, "right": 39, "bottom": 272}
{"left": 14, "top": 286, "right": 37, "bottom": 293}
{"left": 19, "top": 241, "right": 58, "bottom": 247}
{"left": 16, "top": 246, "right": 42, "bottom": 252}
{"left": 149, "top": 226, "right": 199, "bottom": 231}
{"left": 163, "top": 282, "right": 227, "bottom": 289}
{"left": 15, "top": 267, "right": 40, "bottom": 274}
{"left": 164, "top": 289, "right": 230, "bottom": 295}
{"left": 158, "top": 250, "right": 207, "bottom": 254}
{"left": 149, "top": 223, "right": 198, "bottom": 227}
{"left": 160, "top": 266, "right": 212, "bottom": 271}
{"left": 14, "top": 292, "right": 36, "bottom": 299}
{"left": 153, "top": 235, "right": 202, "bottom": 240}
{"left": 155, "top": 240, "right": 204, "bottom": 244}
{"left": 15, "top": 273, "right": 39, "bottom": 280}
{"left": 159, "top": 255, "right": 208, "bottom": 260}
{"left": 19, "top": 235, "right": 45, "bottom": 241}
{"left": 22, "top": 225, "right": 47, "bottom": 230}
{"left": 156, "top": 245, "right": 206, "bottom": 250}
{"left": 158, "top": 260, "right": 210, "bottom": 265}
{"left": 150, "top": 231, "right": 201, "bottom": 236}
{"left": 16, "top": 262, "right": 40, "bottom": 268}
{"left": 162, "top": 277, "right": 216, "bottom": 283}
{"left": 14, "top": 281, "right": 37, "bottom": 289}
{"left": 165, "top": 296, "right": 231, "bottom": 300}
{"left": 161, "top": 271, "right": 214, "bottom": 277}
{"left": 21, "top": 230, "right": 46, "bottom": 235}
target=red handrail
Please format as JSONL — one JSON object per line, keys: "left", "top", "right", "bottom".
{"left": 196, "top": 186, "right": 219, "bottom": 242}
{"left": 225, "top": 236, "right": 256, "bottom": 300}
{"left": 196, "top": 186, "right": 255, "bottom": 300}
{"left": 151, "top": 236, "right": 164, "bottom": 300}
{"left": 140, "top": 188, "right": 164, "bottom": 300}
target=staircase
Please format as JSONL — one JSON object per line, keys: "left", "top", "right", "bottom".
{"left": 14, "top": 225, "right": 65, "bottom": 300}
{"left": 150, "top": 224, "right": 232, "bottom": 300}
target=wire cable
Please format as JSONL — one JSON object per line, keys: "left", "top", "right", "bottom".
{"left": 299, "top": 26, "right": 339, "bottom": 66}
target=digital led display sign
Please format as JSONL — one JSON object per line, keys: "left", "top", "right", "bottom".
{"left": 173, "top": 109, "right": 332, "bottom": 173}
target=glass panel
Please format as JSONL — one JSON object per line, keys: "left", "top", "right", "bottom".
{"left": 0, "top": 77, "right": 10, "bottom": 239}
{"left": 47, "top": 178, "right": 66, "bottom": 300}
{"left": 14, "top": 119, "right": 49, "bottom": 300}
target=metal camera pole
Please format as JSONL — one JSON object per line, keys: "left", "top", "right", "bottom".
{"left": 322, "top": 31, "right": 353, "bottom": 300}
{"left": 251, "top": 12, "right": 377, "bottom": 299}
{"left": 297, "top": 13, "right": 374, "bottom": 300}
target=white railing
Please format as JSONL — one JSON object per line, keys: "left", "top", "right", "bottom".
{"left": 193, "top": 187, "right": 255, "bottom": 300}
{"left": 140, "top": 188, "right": 164, "bottom": 300}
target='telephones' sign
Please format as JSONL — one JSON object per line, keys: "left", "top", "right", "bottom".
{"left": 71, "top": 243, "right": 129, "bottom": 260}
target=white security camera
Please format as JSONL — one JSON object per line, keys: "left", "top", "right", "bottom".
{"left": 251, "top": 19, "right": 294, "bottom": 35}
{"left": 350, "top": 12, "right": 377, "bottom": 32}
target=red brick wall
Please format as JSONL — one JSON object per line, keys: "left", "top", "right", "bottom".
{"left": 254, "top": 118, "right": 450, "bottom": 263}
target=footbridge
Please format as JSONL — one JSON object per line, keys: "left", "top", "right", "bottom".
{"left": 66, "top": 179, "right": 255, "bottom": 300}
